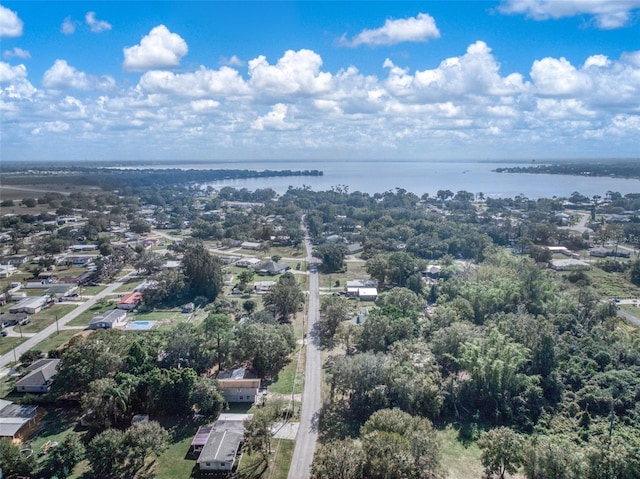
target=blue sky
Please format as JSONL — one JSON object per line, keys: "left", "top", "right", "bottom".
{"left": 1, "top": 1, "right": 639, "bottom": 163}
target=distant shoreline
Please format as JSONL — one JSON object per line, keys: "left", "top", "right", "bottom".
{"left": 494, "top": 161, "right": 640, "bottom": 180}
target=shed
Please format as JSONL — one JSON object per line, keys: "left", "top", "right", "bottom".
{"left": 0, "top": 399, "right": 38, "bottom": 439}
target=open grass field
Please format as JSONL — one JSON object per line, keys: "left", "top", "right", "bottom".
{"left": 0, "top": 335, "right": 27, "bottom": 356}
{"left": 20, "top": 304, "right": 78, "bottom": 334}
{"left": 31, "top": 329, "right": 81, "bottom": 353}
{"left": 437, "top": 425, "right": 484, "bottom": 479}
{"left": 317, "top": 260, "right": 368, "bottom": 289}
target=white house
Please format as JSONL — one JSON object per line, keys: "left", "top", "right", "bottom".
{"left": 217, "top": 368, "right": 261, "bottom": 403}
{"left": 253, "top": 281, "right": 276, "bottom": 294}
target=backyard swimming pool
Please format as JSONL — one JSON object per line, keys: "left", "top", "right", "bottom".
{"left": 123, "top": 320, "right": 157, "bottom": 331}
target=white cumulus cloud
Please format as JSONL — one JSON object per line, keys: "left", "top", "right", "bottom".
{"left": 138, "top": 66, "right": 249, "bottom": 97}
{"left": 0, "top": 5, "right": 23, "bottom": 37}
{"left": 252, "top": 103, "right": 298, "bottom": 130}
{"left": 85, "top": 12, "right": 112, "bottom": 33}
{"left": 0, "top": 61, "right": 27, "bottom": 83}
{"left": 384, "top": 41, "right": 528, "bottom": 102}
{"left": 42, "top": 59, "right": 115, "bottom": 91}
{"left": 531, "top": 57, "right": 591, "bottom": 95}
{"left": 346, "top": 13, "right": 440, "bottom": 47}
{"left": 248, "top": 49, "right": 332, "bottom": 97}
{"left": 3, "top": 47, "right": 30, "bottom": 59}
{"left": 499, "top": 0, "right": 640, "bottom": 29}
{"left": 123, "top": 25, "right": 188, "bottom": 71}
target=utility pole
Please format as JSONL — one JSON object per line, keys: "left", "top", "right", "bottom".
{"left": 55, "top": 314, "right": 59, "bottom": 335}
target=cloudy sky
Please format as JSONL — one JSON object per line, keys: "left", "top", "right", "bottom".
{"left": 1, "top": 1, "right": 639, "bottom": 163}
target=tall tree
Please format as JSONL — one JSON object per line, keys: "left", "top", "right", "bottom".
{"left": 263, "top": 272, "right": 304, "bottom": 320}
{"left": 478, "top": 427, "right": 524, "bottom": 479}
{"left": 182, "top": 242, "right": 223, "bottom": 301}
{"left": 40, "top": 434, "right": 85, "bottom": 479}
{"left": 313, "top": 242, "right": 348, "bottom": 272}
{"left": 319, "top": 295, "right": 351, "bottom": 347}
{"left": 311, "top": 438, "right": 364, "bottom": 479}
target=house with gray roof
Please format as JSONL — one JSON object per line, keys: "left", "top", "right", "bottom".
{"left": 15, "top": 358, "right": 61, "bottom": 393}
{"left": 89, "top": 309, "right": 127, "bottom": 330}
{"left": 196, "top": 414, "right": 252, "bottom": 472}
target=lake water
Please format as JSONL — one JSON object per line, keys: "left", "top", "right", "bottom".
{"left": 126, "top": 159, "right": 640, "bottom": 199}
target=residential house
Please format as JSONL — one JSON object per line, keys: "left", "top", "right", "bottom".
{"left": 235, "top": 257, "right": 261, "bottom": 268}
{"left": 15, "top": 359, "right": 61, "bottom": 393}
{"left": 45, "top": 284, "right": 78, "bottom": 298}
{"left": 9, "top": 296, "right": 49, "bottom": 315}
{"left": 240, "top": 241, "right": 262, "bottom": 251}
{"left": 344, "top": 279, "right": 378, "bottom": 298}
{"left": 0, "top": 399, "right": 39, "bottom": 440}
{"left": 2, "top": 255, "right": 30, "bottom": 266}
{"left": 0, "top": 265, "right": 17, "bottom": 278}
{"left": 89, "top": 309, "right": 127, "bottom": 329}
{"left": 0, "top": 312, "right": 28, "bottom": 329}
{"left": 217, "top": 368, "right": 261, "bottom": 403}
{"left": 358, "top": 287, "right": 378, "bottom": 301}
{"left": 117, "top": 292, "right": 143, "bottom": 310}
{"left": 71, "top": 244, "right": 97, "bottom": 252}
{"left": 549, "top": 259, "right": 591, "bottom": 271}
{"left": 253, "top": 281, "right": 276, "bottom": 294}
{"left": 254, "top": 261, "right": 291, "bottom": 276}
{"left": 66, "top": 255, "right": 94, "bottom": 266}
{"left": 346, "top": 243, "right": 364, "bottom": 255}
{"left": 195, "top": 414, "right": 253, "bottom": 472}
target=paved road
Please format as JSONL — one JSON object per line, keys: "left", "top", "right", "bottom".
{"left": 288, "top": 232, "right": 321, "bottom": 479}
{"left": 0, "top": 271, "right": 136, "bottom": 373}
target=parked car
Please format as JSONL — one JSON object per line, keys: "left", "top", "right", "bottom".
{"left": 0, "top": 330, "right": 7, "bottom": 337}
{"left": 18, "top": 318, "right": 30, "bottom": 326}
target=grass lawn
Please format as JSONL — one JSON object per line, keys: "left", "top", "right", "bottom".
{"left": 31, "top": 329, "right": 80, "bottom": 353}
{"left": 270, "top": 245, "right": 307, "bottom": 259}
{"left": 66, "top": 301, "right": 116, "bottom": 327}
{"left": 318, "top": 261, "right": 368, "bottom": 289}
{"left": 114, "top": 279, "right": 144, "bottom": 293}
{"left": 267, "top": 350, "right": 305, "bottom": 395}
{"left": 21, "top": 304, "right": 78, "bottom": 334}
{"left": 236, "top": 439, "right": 294, "bottom": 479}
{"left": 30, "top": 407, "right": 86, "bottom": 457}
{"left": 437, "top": 424, "right": 484, "bottom": 479}
{"left": 0, "top": 335, "right": 28, "bottom": 355}
{"left": 80, "top": 285, "right": 107, "bottom": 296}
{"left": 154, "top": 416, "right": 208, "bottom": 479}
{"left": 133, "top": 309, "right": 182, "bottom": 321}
